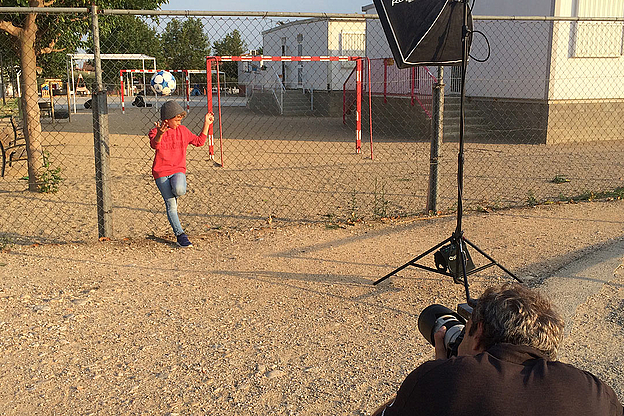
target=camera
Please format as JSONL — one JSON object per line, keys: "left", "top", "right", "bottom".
{"left": 417, "top": 303, "right": 473, "bottom": 357}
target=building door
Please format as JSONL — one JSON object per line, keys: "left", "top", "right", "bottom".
{"left": 281, "top": 40, "right": 287, "bottom": 86}
{"left": 449, "top": 66, "right": 461, "bottom": 95}
{"left": 297, "top": 44, "right": 303, "bottom": 87}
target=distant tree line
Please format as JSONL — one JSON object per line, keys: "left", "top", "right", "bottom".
{"left": 97, "top": 17, "right": 246, "bottom": 85}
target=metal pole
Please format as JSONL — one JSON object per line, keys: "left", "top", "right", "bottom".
{"left": 455, "top": 0, "right": 470, "bottom": 238}
{"left": 453, "top": 0, "right": 470, "bottom": 287}
{"left": 142, "top": 59, "right": 146, "bottom": 95}
{"left": 356, "top": 58, "right": 362, "bottom": 154}
{"left": 93, "top": 6, "right": 104, "bottom": 91}
{"left": 427, "top": 66, "right": 444, "bottom": 213}
{"left": 65, "top": 56, "right": 71, "bottom": 120}
{"left": 49, "top": 81, "right": 55, "bottom": 121}
{"left": 70, "top": 57, "right": 76, "bottom": 113}
{"left": 0, "top": 51, "right": 6, "bottom": 106}
{"left": 66, "top": 85, "right": 71, "bottom": 122}
{"left": 16, "top": 69, "right": 21, "bottom": 98}
{"left": 91, "top": 4, "right": 113, "bottom": 238}
{"left": 206, "top": 59, "right": 215, "bottom": 160}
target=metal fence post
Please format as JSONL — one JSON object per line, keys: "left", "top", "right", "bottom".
{"left": 91, "top": 4, "right": 113, "bottom": 238}
{"left": 427, "top": 66, "right": 444, "bottom": 213}
{"left": 0, "top": 51, "right": 5, "bottom": 106}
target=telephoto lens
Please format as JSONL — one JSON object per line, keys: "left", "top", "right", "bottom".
{"left": 418, "top": 304, "right": 467, "bottom": 357}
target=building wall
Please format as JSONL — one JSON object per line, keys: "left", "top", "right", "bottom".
{"left": 261, "top": 19, "right": 365, "bottom": 91}
{"left": 465, "top": 20, "right": 552, "bottom": 100}
{"left": 238, "top": 59, "right": 277, "bottom": 93}
{"left": 328, "top": 20, "right": 366, "bottom": 91}
{"left": 365, "top": 17, "right": 392, "bottom": 59}
{"left": 363, "top": 3, "right": 553, "bottom": 99}
{"left": 550, "top": 0, "right": 624, "bottom": 100}
{"left": 263, "top": 19, "right": 329, "bottom": 90}
{"left": 471, "top": 0, "right": 554, "bottom": 16}
{"left": 547, "top": 100, "right": 624, "bottom": 143}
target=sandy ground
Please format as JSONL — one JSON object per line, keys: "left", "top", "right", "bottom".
{"left": 0, "top": 199, "right": 623, "bottom": 415}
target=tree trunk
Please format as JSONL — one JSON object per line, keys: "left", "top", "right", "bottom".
{"left": 19, "top": 15, "right": 43, "bottom": 192}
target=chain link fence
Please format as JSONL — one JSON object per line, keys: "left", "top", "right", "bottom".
{"left": 1, "top": 8, "right": 623, "bottom": 244}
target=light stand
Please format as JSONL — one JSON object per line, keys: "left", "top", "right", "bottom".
{"left": 373, "top": 0, "right": 522, "bottom": 302}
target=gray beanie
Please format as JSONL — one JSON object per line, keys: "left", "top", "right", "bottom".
{"left": 160, "top": 100, "right": 185, "bottom": 120}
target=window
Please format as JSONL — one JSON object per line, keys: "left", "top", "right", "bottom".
{"left": 572, "top": 0, "right": 624, "bottom": 57}
{"left": 340, "top": 31, "right": 365, "bottom": 67}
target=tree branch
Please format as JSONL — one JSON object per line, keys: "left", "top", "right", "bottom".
{"left": 0, "top": 20, "right": 23, "bottom": 38}
{"left": 40, "top": 39, "right": 66, "bottom": 54}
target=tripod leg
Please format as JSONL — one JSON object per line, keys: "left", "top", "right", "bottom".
{"left": 373, "top": 236, "right": 452, "bottom": 285}
{"left": 456, "top": 237, "right": 473, "bottom": 302}
{"left": 463, "top": 237, "right": 523, "bottom": 283}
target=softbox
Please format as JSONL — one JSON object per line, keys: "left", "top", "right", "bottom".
{"left": 372, "top": 0, "right": 473, "bottom": 68}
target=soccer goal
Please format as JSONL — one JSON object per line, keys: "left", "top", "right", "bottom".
{"left": 119, "top": 69, "right": 190, "bottom": 113}
{"left": 205, "top": 55, "right": 373, "bottom": 167}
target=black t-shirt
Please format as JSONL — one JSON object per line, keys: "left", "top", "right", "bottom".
{"left": 381, "top": 343, "right": 622, "bottom": 416}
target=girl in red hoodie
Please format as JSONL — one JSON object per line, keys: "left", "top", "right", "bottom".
{"left": 149, "top": 100, "right": 214, "bottom": 247}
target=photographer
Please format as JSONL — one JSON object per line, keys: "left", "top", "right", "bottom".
{"left": 372, "top": 283, "right": 623, "bottom": 416}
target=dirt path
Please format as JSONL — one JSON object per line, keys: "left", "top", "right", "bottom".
{"left": 1, "top": 199, "right": 623, "bottom": 415}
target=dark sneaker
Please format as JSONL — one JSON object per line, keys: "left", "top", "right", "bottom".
{"left": 176, "top": 233, "right": 193, "bottom": 247}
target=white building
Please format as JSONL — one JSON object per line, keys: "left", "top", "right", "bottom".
{"left": 260, "top": 18, "right": 366, "bottom": 91}
{"left": 238, "top": 18, "right": 366, "bottom": 116}
{"left": 362, "top": 1, "right": 624, "bottom": 143}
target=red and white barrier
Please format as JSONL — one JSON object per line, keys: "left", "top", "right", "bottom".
{"left": 215, "top": 55, "right": 359, "bottom": 62}
{"left": 356, "top": 58, "right": 362, "bottom": 154}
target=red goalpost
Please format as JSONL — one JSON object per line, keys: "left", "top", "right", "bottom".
{"left": 206, "top": 55, "right": 373, "bottom": 168}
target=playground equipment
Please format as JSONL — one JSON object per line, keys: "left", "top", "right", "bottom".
{"left": 40, "top": 78, "right": 62, "bottom": 98}
{"left": 368, "top": 58, "right": 436, "bottom": 116}
{"left": 75, "top": 74, "right": 90, "bottom": 96}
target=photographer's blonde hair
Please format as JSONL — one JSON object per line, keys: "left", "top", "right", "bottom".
{"left": 469, "top": 283, "right": 564, "bottom": 360}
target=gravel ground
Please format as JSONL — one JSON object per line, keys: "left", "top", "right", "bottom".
{"left": 0, "top": 199, "right": 623, "bottom": 415}
{"left": 2, "top": 109, "right": 624, "bottom": 244}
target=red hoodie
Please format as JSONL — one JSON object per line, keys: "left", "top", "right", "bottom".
{"left": 148, "top": 125, "right": 206, "bottom": 179}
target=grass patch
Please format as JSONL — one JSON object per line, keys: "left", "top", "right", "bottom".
{"left": 527, "top": 190, "right": 538, "bottom": 206}
{"left": 551, "top": 174, "right": 571, "bottom": 184}
{"left": 568, "top": 187, "right": 624, "bottom": 202}
{"left": 348, "top": 189, "right": 361, "bottom": 223}
{"left": 0, "top": 98, "right": 19, "bottom": 117}
{"left": 38, "top": 151, "right": 64, "bottom": 193}
{"left": 0, "top": 235, "right": 14, "bottom": 251}
{"left": 373, "top": 178, "right": 389, "bottom": 219}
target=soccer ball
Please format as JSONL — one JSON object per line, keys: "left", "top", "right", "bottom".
{"left": 150, "top": 70, "right": 176, "bottom": 96}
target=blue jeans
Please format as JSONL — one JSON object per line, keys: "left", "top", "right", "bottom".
{"left": 155, "top": 172, "right": 187, "bottom": 236}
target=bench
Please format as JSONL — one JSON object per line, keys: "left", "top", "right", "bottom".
{"left": 38, "top": 101, "right": 52, "bottom": 118}
{"left": 0, "top": 116, "right": 27, "bottom": 177}
{"left": 39, "top": 101, "right": 70, "bottom": 120}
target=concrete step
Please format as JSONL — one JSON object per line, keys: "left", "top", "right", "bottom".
{"left": 282, "top": 90, "right": 313, "bottom": 114}
{"left": 442, "top": 95, "right": 494, "bottom": 140}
